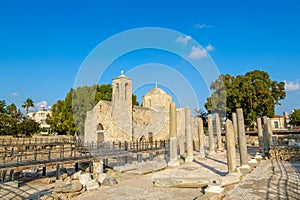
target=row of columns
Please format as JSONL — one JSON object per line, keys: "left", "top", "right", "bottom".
{"left": 224, "top": 108, "right": 250, "bottom": 173}
{"left": 168, "top": 103, "right": 274, "bottom": 174}
{"left": 168, "top": 103, "right": 226, "bottom": 165}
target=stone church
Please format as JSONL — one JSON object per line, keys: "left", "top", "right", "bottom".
{"left": 84, "top": 72, "right": 198, "bottom": 144}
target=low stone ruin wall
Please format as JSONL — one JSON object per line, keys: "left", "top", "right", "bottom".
{"left": 269, "top": 146, "right": 300, "bottom": 161}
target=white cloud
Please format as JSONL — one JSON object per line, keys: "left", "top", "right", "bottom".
{"left": 188, "top": 44, "right": 214, "bottom": 60}
{"left": 175, "top": 35, "right": 192, "bottom": 45}
{"left": 194, "top": 23, "right": 212, "bottom": 29}
{"left": 10, "top": 92, "right": 20, "bottom": 97}
{"left": 34, "top": 101, "right": 48, "bottom": 111}
{"left": 284, "top": 80, "right": 300, "bottom": 92}
{"left": 205, "top": 44, "right": 214, "bottom": 51}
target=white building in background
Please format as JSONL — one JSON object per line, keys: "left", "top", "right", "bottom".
{"left": 270, "top": 112, "right": 290, "bottom": 130}
{"left": 28, "top": 105, "right": 52, "bottom": 130}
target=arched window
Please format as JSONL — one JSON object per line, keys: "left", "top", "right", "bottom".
{"left": 125, "top": 83, "right": 128, "bottom": 100}
{"left": 97, "top": 123, "right": 104, "bottom": 130}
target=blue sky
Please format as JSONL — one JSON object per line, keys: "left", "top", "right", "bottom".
{"left": 0, "top": 0, "right": 299, "bottom": 115}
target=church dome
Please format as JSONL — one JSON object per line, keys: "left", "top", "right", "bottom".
{"left": 142, "top": 87, "right": 172, "bottom": 110}
{"left": 145, "top": 88, "right": 167, "bottom": 96}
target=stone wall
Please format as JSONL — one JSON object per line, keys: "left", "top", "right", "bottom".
{"left": 132, "top": 105, "right": 169, "bottom": 141}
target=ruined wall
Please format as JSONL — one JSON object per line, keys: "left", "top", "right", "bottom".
{"left": 133, "top": 105, "right": 169, "bottom": 141}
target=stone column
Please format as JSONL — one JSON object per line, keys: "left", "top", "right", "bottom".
{"left": 215, "top": 113, "right": 223, "bottom": 151}
{"left": 198, "top": 118, "right": 206, "bottom": 158}
{"left": 236, "top": 108, "right": 249, "bottom": 168}
{"left": 225, "top": 119, "right": 237, "bottom": 173}
{"left": 257, "top": 117, "right": 264, "bottom": 153}
{"left": 232, "top": 112, "right": 238, "bottom": 143}
{"left": 267, "top": 119, "right": 273, "bottom": 147}
{"left": 179, "top": 109, "right": 185, "bottom": 156}
{"left": 185, "top": 107, "right": 193, "bottom": 162}
{"left": 208, "top": 114, "right": 215, "bottom": 154}
{"left": 168, "top": 102, "right": 179, "bottom": 166}
{"left": 263, "top": 116, "right": 270, "bottom": 151}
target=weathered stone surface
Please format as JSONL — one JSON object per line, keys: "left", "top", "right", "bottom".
{"left": 185, "top": 107, "right": 193, "bottom": 162}
{"left": 113, "top": 163, "right": 137, "bottom": 172}
{"left": 126, "top": 160, "right": 168, "bottom": 174}
{"left": 136, "top": 161, "right": 154, "bottom": 174}
{"left": 86, "top": 179, "right": 99, "bottom": 190}
{"left": 232, "top": 112, "right": 238, "bottom": 143}
{"left": 93, "top": 161, "right": 104, "bottom": 173}
{"left": 197, "top": 193, "right": 223, "bottom": 200}
{"left": 198, "top": 118, "right": 206, "bottom": 159}
{"left": 210, "top": 173, "right": 240, "bottom": 187}
{"left": 205, "top": 185, "right": 224, "bottom": 194}
{"left": 248, "top": 158, "right": 258, "bottom": 169}
{"left": 215, "top": 113, "right": 223, "bottom": 151}
{"left": 168, "top": 137, "right": 180, "bottom": 166}
{"left": 39, "top": 194, "right": 60, "bottom": 200}
{"left": 208, "top": 114, "right": 215, "bottom": 154}
{"left": 97, "top": 173, "right": 107, "bottom": 184}
{"left": 269, "top": 146, "right": 300, "bottom": 161}
{"left": 237, "top": 108, "right": 249, "bottom": 168}
{"left": 152, "top": 160, "right": 168, "bottom": 171}
{"left": 225, "top": 119, "right": 237, "bottom": 174}
{"left": 153, "top": 178, "right": 209, "bottom": 188}
{"left": 53, "top": 181, "right": 83, "bottom": 193}
{"left": 79, "top": 173, "right": 92, "bottom": 187}
{"left": 102, "top": 177, "right": 118, "bottom": 186}
{"left": 257, "top": 117, "right": 264, "bottom": 153}
{"left": 71, "top": 170, "right": 82, "bottom": 180}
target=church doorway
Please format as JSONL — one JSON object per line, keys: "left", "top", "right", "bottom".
{"left": 97, "top": 123, "right": 104, "bottom": 143}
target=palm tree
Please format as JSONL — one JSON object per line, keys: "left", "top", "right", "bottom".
{"left": 22, "top": 98, "right": 34, "bottom": 120}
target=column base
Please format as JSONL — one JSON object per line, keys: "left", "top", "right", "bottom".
{"left": 198, "top": 150, "right": 206, "bottom": 159}
{"left": 185, "top": 156, "right": 193, "bottom": 163}
{"left": 238, "top": 165, "right": 251, "bottom": 175}
{"left": 205, "top": 185, "right": 224, "bottom": 194}
{"left": 168, "top": 159, "right": 180, "bottom": 167}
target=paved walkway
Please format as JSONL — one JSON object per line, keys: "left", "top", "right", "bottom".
{"left": 224, "top": 160, "right": 300, "bottom": 200}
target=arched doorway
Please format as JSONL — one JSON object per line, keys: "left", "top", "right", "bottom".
{"left": 96, "top": 123, "right": 104, "bottom": 143}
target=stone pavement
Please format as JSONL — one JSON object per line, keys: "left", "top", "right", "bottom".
{"left": 74, "top": 151, "right": 234, "bottom": 200}
{"left": 1, "top": 147, "right": 299, "bottom": 200}
{"left": 224, "top": 160, "right": 300, "bottom": 200}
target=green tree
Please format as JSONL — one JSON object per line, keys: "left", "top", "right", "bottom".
{"left": 0, "top": 101, "right": 23, "bottom": 136}
{"left": 5, "top": 103, "right": 22, "bottom": 135}
{"left": 194, "top": 108, "right": 208, "bottom": 127}
{"left": 17, "top": 119, "right": 40, "bottom": 137}
{"left": 22, "top": 98, "right": 34, "bottom": 120}
{"left": 0, "top": 100, "right": 7, "bottom": 134}
{"left": 290, "top": 109, "right": 300, "bottom": 126}
{"left": 205, "top": 70, "right": 286, "bottom": 126}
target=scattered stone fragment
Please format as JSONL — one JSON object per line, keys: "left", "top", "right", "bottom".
{"left": 102, "top": 177, "right": 118, "bottom": 186}
{"left": 86, "top": 179, "right": 99, "bottom": 190}
{"left": 97, "top": 173, "right": 107, "bottom": 184}
{"left": 53, "top": 181, "right": 83, "bottom": 193}
{"left": 79, "top": 173, "right": 92, "bottom": 187}
{"left": 153, "top": 178, "right": 209, "bottom": 188}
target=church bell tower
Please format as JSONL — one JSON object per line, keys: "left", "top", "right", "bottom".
{"left": 112, "top": 70, "right": 132, "bottom": 136}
